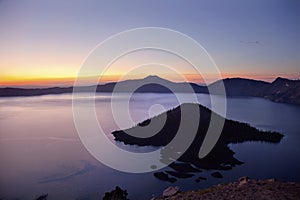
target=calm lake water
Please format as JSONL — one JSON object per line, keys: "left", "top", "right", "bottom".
{"left": 0, "top": 93, "right": 300, "bottom": 200}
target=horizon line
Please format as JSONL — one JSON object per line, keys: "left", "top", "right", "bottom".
{"left": 0, "top": 74, "right": 298, "bottom": 89}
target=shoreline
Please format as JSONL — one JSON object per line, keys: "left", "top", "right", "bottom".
{"left": 152, "top": 177, "right": 300, "bottom": 200}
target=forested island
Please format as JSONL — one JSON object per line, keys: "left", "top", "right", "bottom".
{"left": 113, "top": 103, "right": 284, "bottom": 182}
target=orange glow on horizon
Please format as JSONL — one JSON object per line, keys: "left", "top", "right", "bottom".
{"left": 0, "top": 75, "right": 123, "bottom": 87}
{"left": 0, "top": 73, "right": 296, "bottom": 88}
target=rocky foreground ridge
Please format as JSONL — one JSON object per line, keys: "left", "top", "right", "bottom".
{"left": 10, "top": 177, "right": 300, "bottom": 200}
{"left": 153, "top": 177, "right": 300, "bottom": 200}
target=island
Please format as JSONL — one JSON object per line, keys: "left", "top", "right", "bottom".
{"left": 112, "top": 103, "right": 284, "bottom": 182}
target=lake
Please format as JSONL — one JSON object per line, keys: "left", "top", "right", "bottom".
{"left": 0, "top": 93, "right": 300, "bottom": 200}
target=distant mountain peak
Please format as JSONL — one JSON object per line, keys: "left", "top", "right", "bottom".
{"left": 143, "top": 75, "right": 170, "bottom": 82}
{"left": 144, "top": 75, "right": 163, "bottom": 80}
{"left": 273, "top": 77, "right": 289, "bottom": 83}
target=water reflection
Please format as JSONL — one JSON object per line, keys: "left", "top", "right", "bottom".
{"left": 0, "top": 93, "right": 299, "bottom": 199}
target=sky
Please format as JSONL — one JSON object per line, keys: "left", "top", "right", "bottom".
{"left": 0, "top": 0, "right": 299, "bottom": 87}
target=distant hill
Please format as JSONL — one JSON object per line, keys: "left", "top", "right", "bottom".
{"left": 0, "top": 75, "right": 299, "bottom": 105}
{"left": 264, "top": 77, "right": 300, "bottom": 105}
{"left": 209, "top": 77, "right": 300, "bottom": 104}
{"left": 208, "top": 78, "right": 269, "bottom": 96}
{"left": 102, "top": 75, "right": 208, "bottom": 93}
{"left": 0, "top": 75, "right": 207, "bottom": 96}
{"left": 0, "top": 87, "right": 73, "bottom": 97}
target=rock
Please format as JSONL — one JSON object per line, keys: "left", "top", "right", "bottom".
{"left": 150, "top": 194, "right": 156, "bottom": 200}
{"left": 198, "top": 176, "right": 207, "bottom": 180}
{"left": 35, "top": 194, "right": 48, "bottom": 200}
{"left": 239, "top": 176, "right": 249, "bottom": 182}
{"left": 211, "top": 172, "right": 223, "bottom": 179}
{"left": 266, "top": 178, "right": 277, "bottom": 183}
{"left": 195, "top": 176, "right": 207, "bottom": 183}
{"left": 166, "top": 171, "right": 194, "bottom": 179}
{"left": 154, "top": 172, "right": 177, "bottom": 183}
{"left": 163, "top": 186, "right": 180, "bottom": 197}
{"left": 238, "top": 176, "right": 250, "bottom": 186}
{"left": 154, "top": 177, "right": 300, "bottom": 200}
{"left": 169, "top": 163, "right": 202, "bottom": 173}
{"left": 102, "top": 186, "right": 129, "bottom": 200}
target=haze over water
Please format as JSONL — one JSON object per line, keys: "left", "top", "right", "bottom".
{"left": 1, "top": 93, "right": 300, "bottom": 200}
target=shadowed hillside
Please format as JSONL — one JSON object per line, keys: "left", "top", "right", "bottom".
{"left": 264, "top": 77, "right": 300, "bottom": 105}
{"left": 209, "top": 77, "right": 300, "bottom": 105}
